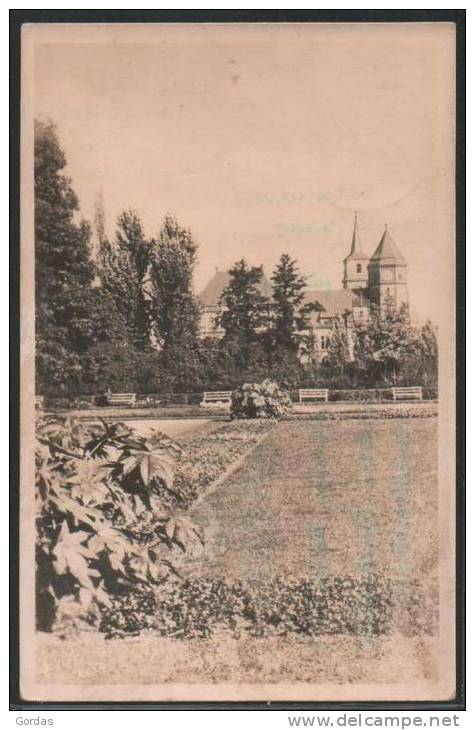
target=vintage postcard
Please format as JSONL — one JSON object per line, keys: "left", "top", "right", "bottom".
{"left": 19, "top": 21, "right": 457, "bottom": 702}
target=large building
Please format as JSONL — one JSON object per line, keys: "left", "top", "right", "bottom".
{"left": 198, "top": 216, "right": 408, "bottom": 361}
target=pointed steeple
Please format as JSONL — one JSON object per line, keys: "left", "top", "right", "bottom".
{"left": 344, "top": 213, "right": 368, "bottom": 262}
{"left": 342, "top": 213, "right": 369, "bottom": 291}
{"left": 370, "top": 225, "right": 406, "bottom": 265}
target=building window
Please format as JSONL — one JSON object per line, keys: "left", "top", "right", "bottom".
{"left": 356, "top": 264, "right": 362, "bottom": 274}
{"left": 320, "top": 336, "right": 329, "bottom": 350}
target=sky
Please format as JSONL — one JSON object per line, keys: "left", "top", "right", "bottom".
{"left": 32, "top": 22, "right": 455, "bottom": 323}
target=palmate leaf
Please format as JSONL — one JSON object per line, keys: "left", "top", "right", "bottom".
{"left": 140, "top": 449, "right": 175, "bottom": 487}
{"left": 93, "top": 525, "right": 130, "bottom": 563}
{"left": 68, "top": 457, "right": 105, "bottom": 488}
{"left": 36, "top": 456, "right": 63, "bottom": 502}
{"left": 147, "top": 430, "right": 182, "bottom": 457}
{"left": 48, "top": 492, "right": 105, "bottom": 530}
{"left": 84, "top": 419, "right": 134, "bottom": 458}
{"left": 52, "top": 522, "right": 96, "bottom": 587}
{"left": 121, "top": 447, "right": 176, "bottom": 488}
{"left": 173, "top": 516, "right": 205, "bottom": 551}
{"left": 154, "top": 515, "right": 204, "bottom": 552}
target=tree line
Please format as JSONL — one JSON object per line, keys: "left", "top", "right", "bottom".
{"left": 35, "top": 119, "right": 438, "bottom": 398}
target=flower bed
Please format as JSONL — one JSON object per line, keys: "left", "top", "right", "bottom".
{"left": 154, "top": 419, "right": 275, "bottom": 510}
{"left": 289, "top": 405, "right": 437, "bottom": 421}
{"left": 100, "top": 574, "right": 437, "bottom": 640}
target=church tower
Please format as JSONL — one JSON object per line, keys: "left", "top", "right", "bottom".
{"left": 343, "top": 214, "right": 369, "bottom": 303}
{"left": 368, "top": 225, "right": 408, "bottom": 311}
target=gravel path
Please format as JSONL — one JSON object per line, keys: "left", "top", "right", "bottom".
{"left": 124, "top": 418, "right": 210, "bottom": 440}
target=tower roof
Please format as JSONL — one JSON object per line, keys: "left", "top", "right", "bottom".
{"left": 303, "top": 288, "right": 356, "bottom": 317}
{"left": 344, "top": 213, "right": 368, "bottom": 262}
{"left": 198, "top": 269, "right": 273, "bottom": 307}
{"left": 370, "top": 226, "right": 406, "bottom": 265}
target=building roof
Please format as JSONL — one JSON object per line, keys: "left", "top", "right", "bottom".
{"left": 303, "top": 289, "right": 356, "bottom": 317}
{"left": 198, "top": 269, "right": 273, "bottom": 307}
{"left": 344, "top": 213, "right": 368, "bottom": 262}
{"left": 370, "top": 227, "right": 406, "bottom": 265}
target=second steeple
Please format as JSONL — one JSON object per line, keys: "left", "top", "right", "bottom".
{"left": 342, "top": 213, "right": 369, "bottom": 292}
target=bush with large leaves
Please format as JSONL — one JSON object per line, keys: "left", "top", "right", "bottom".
{"left": 36, "top": 416, "right": 202, "bottom": 631}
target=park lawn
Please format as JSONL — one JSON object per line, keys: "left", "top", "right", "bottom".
{"left": 188, "top": 417, "right": 438, "bottom": 583}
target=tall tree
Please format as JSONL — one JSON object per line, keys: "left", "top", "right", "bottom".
{"left": 99, "top": 210, "right": 151, "bottom": 350}
{"left": 92, "top": 191, "right": 107, "bottom": 263}
{"left": 218, "top": 259, "right": 268, "bottom": 344}
{"left": 35, "top": 119, "right": 97, "bottom": 390}
{"left": 418, "top": 320, "right": 438, "bottom": 375}
{"left": 400, "top": 319, "right": 438, "bottom": 392}
{"left": 353, "top": 293, "right": 415, "bottom": 383}
{"left": 324, "top": 314, "right": 352, "bottom": 375}
{"left": 270, "top": 253, "right": 308, "bottom": 351}
{"left": 148, "top": 214, "right": 201, "bottom": 356}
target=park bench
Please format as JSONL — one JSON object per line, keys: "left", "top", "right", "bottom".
{"left": 35, "top": 396, "right": 44, "bottom": 409}
{"left": 200, "top": 391, "right": 232, "bottom": 407}
{"left": 106, "top": 392, "right": 137, "bottom": 407}
{"left": 391, "top": 386, "right": 423, "bottom": 402}
{"left": 298, "top": 388, "right": 329, "bottom": 404}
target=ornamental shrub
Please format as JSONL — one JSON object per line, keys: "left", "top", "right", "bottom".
{"left": 35, "top": 415, "right": 203, "bottom": 632}
{"left": 231, "top": 379, "right": 292, "bottom": 420}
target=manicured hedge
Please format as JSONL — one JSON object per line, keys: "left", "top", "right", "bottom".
{"left": 328, "top": 388, "right": 392, "bottom": 402}
{"left": 100, "top": 574, "right": 437, "bottom": 640}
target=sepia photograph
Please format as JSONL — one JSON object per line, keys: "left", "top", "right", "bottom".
{"left": 16, "top": 17, "right": 460, "bottom": 704}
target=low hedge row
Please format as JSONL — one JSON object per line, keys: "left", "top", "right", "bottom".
{"left": 288, "top": 405, "right": 438, "bottom": 421}
{"left": 100, "top": 574, "right": 437, "bottom": 640}
{"left": 328, "top": 388, "right": 438, "bottom": 402}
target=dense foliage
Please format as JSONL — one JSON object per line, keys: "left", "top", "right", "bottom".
{"left": 270, "top": 253, "right": 311, "bottom": 351}
{"left": 231, "top": 380, "right": 292, "bottom": 419}
{"left": 352, "top": 296, "right": 416, "bottom": 383}
{"left": 100, "top": 574, "right": 437, "bottom": 640}
{"left": 35, "top": 119, "right": 96, "bottom": 390}
{"left": 99, "top": 210, "right": 152, "bottom": 350}
{"left": 35, "top": 416, "right": 203, "bottom": 631}
{"left": 217, "top": 259, "right": 269, "bottom": 360}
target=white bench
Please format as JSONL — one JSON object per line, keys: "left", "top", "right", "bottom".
{"left": 200, "top": 391, "right": 232, "bottom": 407}
{"left": 106, "top": 392, "right": 137, "bottom": 407}
{"left": 391, "top": 386, "right": 423, "bottom": 402}
{"left": 298, "top": 388, "right": 329, "bottom": 403}
{"left": 35, "top": 396, "right": 44, "bottom": 409}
